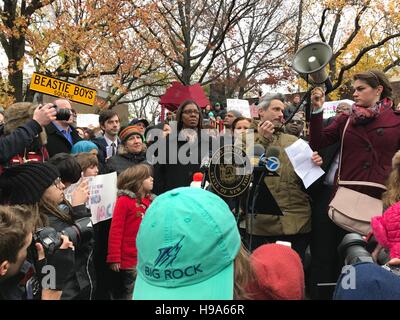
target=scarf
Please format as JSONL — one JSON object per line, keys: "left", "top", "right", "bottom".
{"left": 350, "top": 98, "right": 393, "bottom": 126}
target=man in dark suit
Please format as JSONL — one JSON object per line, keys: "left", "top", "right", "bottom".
{"left": 91, "top": 109, "right": 121, "bottom": 300}
{"left": 45, "top": 99, "right": 82, "bottom": 157}
{"left": 92, "top": 110, "right": 121, "bottom": 167}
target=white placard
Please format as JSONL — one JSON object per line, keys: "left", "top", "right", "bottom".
{"left": 64, "top": 172, "right": 118, "bottom": 224}
{"left": 226, "top": 99, "right": 251, "bottom": 118}
{"left": 76, "top": 113, "right": 100, "bottom": 128}
{"left": 322, "top": 100, "right": 354, "bottom": 119}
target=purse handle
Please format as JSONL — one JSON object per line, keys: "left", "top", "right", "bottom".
{"left": 337, "top": 117, "right": 387, "bottom": 190}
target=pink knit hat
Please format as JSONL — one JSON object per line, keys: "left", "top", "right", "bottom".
{"left": 247, "top": 244, "right": 305, "bottom": 300}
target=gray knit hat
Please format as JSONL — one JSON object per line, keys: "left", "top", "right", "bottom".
{"left": 0, "top": 162, "right": 60, "bottom": 205}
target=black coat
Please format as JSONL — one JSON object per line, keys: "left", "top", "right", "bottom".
{"left": 153, "top": 131, "right": 215, "bottom": 195}
{"left": 106, "top": 151, "right": 148, "bottom": 175}
{"left": 0, "top": 119, "right": 42, "bottom": 164}
{"left": 46, "top": 204, "right": 95, "bottom": 300}
{"left": 92, "top": 136, "right": 121, "bottom": 164}
{"left": 92, "top": 136, "right": 109, "bottom": 165}
{"left": 45, "top": 122, "right": 82, "bottom": 157}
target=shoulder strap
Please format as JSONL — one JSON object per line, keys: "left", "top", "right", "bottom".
{"left": 337, "top": 118, "right": 350, "bottom": 182}
{"left": 337, "top": 117, "right": 387, "bottom": 190}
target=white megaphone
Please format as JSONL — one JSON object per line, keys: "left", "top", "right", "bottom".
{"left": 292, "top": 42, "right": 333, "bottom": 86}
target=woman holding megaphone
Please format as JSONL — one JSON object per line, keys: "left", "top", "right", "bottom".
{"left": 308, "top": 70, "right": 400, "bottom": 298}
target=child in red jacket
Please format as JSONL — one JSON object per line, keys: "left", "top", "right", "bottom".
{"left": 107, "top": 164, "right": 155, "bottom": 300}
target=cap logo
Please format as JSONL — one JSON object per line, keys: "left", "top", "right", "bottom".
{"left": 144, "top": 236, "right": 203, "bottom": 281}
{"left": 154, "top": 236, "right": 184, "bottom": 268}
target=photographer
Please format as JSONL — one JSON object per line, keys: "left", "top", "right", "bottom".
{"left": 0, "top": 102, "right": 56, "bottom": 170}
{"left": 45, "top": 99, "right": 82, "bottom": 157}
{"left": 0, "top": 205, "right": 75, "bottom": 300}
{"left": 334, "top": 233, "right": 400, "bottom": 299}
{"left": 0, "top": 162, "right": 95, "bottom": 300}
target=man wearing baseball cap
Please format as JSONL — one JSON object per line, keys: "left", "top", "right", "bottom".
{"left": 129, "top": 118, "right": 149, "bottom": 135}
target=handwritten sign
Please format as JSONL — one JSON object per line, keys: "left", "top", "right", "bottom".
{"left": 322, "top": 99, "right": 354, "bottom": 119}
{"left": 226, "top": 99, "right": 251, "bottom": 118}
{"left": 77, "top": 114, "right": 100, "bottom": 128}
{"left": 64, "top": 172, "right": 117, "bottom": 224}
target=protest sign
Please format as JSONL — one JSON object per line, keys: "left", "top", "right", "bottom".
{"left": 77, "top": 114, "right": 100, "bottom": 128}
{"left": 64, "top": 172, "right": 117, "bottom": 224}
{"left": 226, "top": 99, "right": 251, "bottom": 118}
{"left": 322, "top": 99, "right": 354, "bottom": 119}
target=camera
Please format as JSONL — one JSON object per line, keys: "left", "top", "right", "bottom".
{"left": 29, "top": 217, "right": 93, "bottom": 261}
{"left": 338, "top": 233, "right": 374, "bottom": 265}
{"left": 50, "top": 104, "right": 71, "bottom": 121}
{"left": 338, "top": 233, "right": 400, "bottom": 276}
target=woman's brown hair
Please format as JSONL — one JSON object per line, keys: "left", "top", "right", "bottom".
{"left": 353, "top": 70, "right": 392, "bottom": 100}
{"left": 232, "top": 117, "right": 252, "bottom": 131}
{"left": 33, "top": 198, "right": 74, "bottom": 229}
{"left": 117, "top": 164, "right": 153, "bottom": 203}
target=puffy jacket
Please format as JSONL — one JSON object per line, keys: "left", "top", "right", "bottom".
{"left": 372, "top": 202, "right": 400, "bottom": 259}
{"left": 107, "top": 191, "right": 154, "bottom": 269}
{"left": 246, "top": 131, "right": 312, "bottom": 236}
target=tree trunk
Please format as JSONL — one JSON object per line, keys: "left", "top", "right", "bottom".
{"left": 238, "top": 86, "right": 245, "bottom": 99}
{"left": 8, "top": 50, "right": 24, "bottom": 102}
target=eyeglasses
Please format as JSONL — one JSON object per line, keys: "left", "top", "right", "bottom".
{"left": 182, "top": 109, "right": 200, "bottom": 115}
{"left": 53, "top": 177, "right": 64, "bottom": 189}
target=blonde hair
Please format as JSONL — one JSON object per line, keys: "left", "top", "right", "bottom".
{"left": 382, "top": 151, "right": 400, "bottom": 208}
{"left": 233, "top": 243, "right": 255, "bottom": 300}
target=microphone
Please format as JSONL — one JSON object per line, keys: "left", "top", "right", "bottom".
{"left": 251, "top": 144, "right": 266, "bottom": 166}
{"left": 251, "top": 144, "right": 280, "bottom": 176}
{"left": 249, "top": 146, "right": 281, "bottom": 251}
{"left": 200, "top": 153, "right": 212, "bottom": 189}
{"left": 258, "top": 146, "right": 281, "bottom": 174}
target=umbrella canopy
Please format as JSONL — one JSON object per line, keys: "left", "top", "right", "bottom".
{"left": 160, "top": 82, "right": 210, "bottom": 111}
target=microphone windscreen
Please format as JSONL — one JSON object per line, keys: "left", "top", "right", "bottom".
{"left": 253, "top": 144, "right": 265, "bottom": 157}
{"left": 265, "top": 146, "right": 280, "bottom": 158}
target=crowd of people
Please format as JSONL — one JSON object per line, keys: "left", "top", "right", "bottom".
{"left": 1, "top": 69, "right": 400, "bottom": 300}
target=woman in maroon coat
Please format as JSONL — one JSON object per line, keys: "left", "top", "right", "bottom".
{"left": 107, "top": 164, "right": 155, "bottom": 300}
{"left": 310, "top": 70, "right": 400, "bottom": 199}
{"left": 308, "top": 70, "right": 400, "bottom": 299}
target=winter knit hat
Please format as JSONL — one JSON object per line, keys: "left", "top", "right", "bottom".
{"left": 119, "top": 125, "right": 144, "bottom": 143}
{"left": 71, "top": 140, "right": 99, "bottom": 154}
{"left": 0, "top": 162, "right": 60, "bottom": 205}
{"left": 247, "top": 244, "right": 305, "bottom": 300}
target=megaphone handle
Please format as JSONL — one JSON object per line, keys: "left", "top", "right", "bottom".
{"left": 283, "top": 88, "right": 312, "bottom": 125}
{"left": 305, "top": 90, "right": 312, "bottom": 123}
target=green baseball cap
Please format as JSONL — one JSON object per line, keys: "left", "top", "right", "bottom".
{"left": 133, "top": 187, "right": 241, "bottom": 300}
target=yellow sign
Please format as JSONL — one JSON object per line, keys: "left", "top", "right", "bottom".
{"left": 29, "top": 73, "right": 97, "bottom": 106}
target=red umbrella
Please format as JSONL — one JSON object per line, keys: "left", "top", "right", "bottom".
{"left": 160, "top": 82, "right": 210, "bottom": 111}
